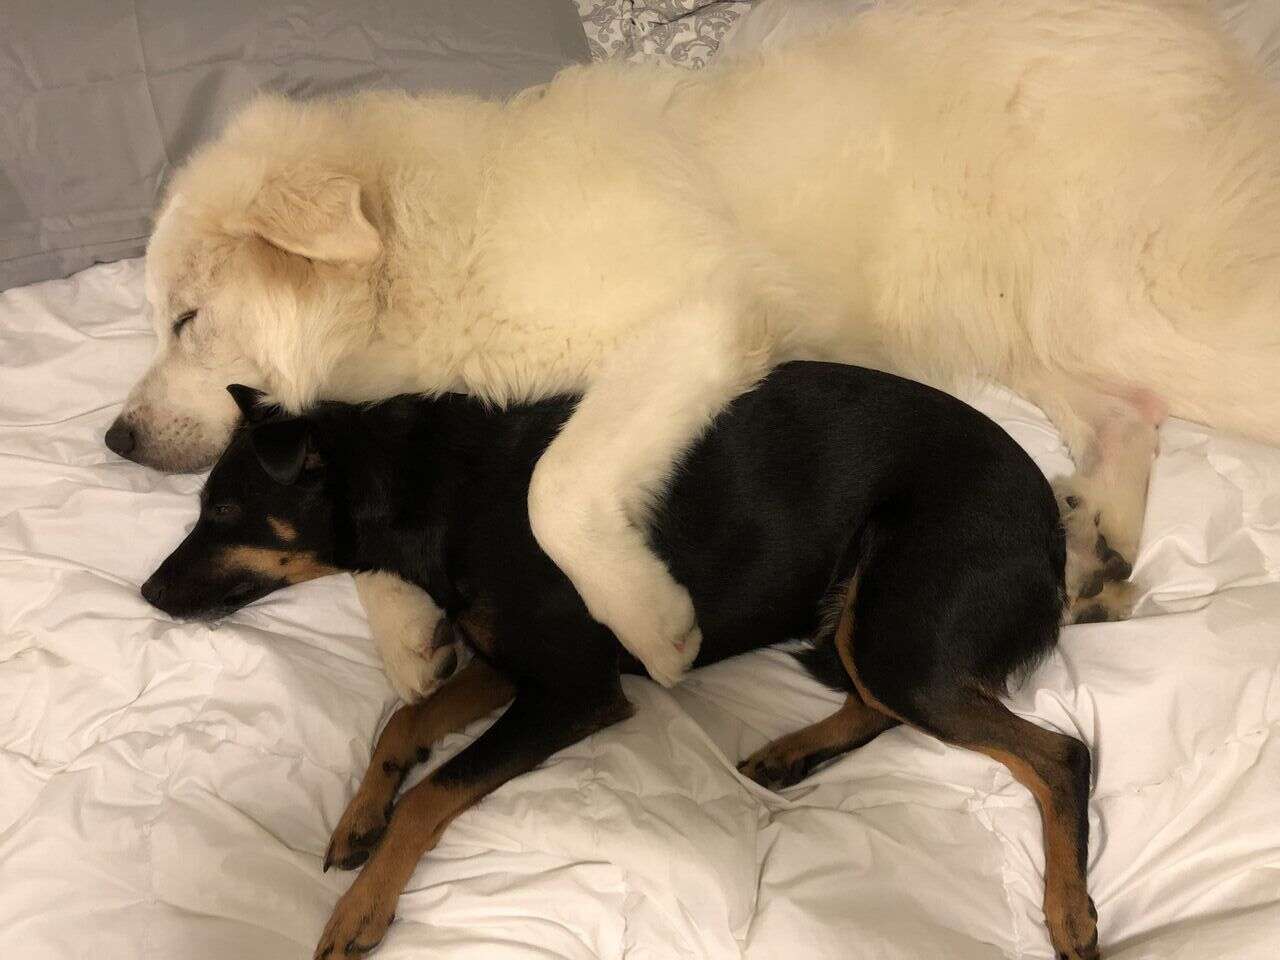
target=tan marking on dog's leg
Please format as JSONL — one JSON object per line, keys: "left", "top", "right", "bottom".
{"left": 960, "top": 715, "right": 1098, "bottom": 960}
{"left": 217, "top": 545, "right": 338, "bottom": 584}
{"left": 739, "top": 692, "right": 897, "bottom": 789}
{"left": 316, "top": 776, "right": 493, "bottom": 958}
{"left": 828, "top": 571, "right": 1098, "bottom": 957}
{"left": 316, "top": 688, "right": 631, "bottom": 959}
{"left": 324, "top": 659, "right": 515, "bottom": 871}
{"left": 267, "top": 516, "right": 298, "bottom": 541}
{"left": 830, "top": 571, "right": 907, "bottom": 723}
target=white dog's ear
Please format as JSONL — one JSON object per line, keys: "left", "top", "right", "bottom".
{"left": 235, "top": 170, "right": 381, "bottom": 265}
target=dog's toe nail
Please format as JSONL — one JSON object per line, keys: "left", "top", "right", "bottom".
{"left": 1065, "top": 495, "right": 1081, "bottom": 510}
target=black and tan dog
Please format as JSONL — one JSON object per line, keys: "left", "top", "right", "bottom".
{"left": 143, "top": 363, "right": 1102, "bottom": 960}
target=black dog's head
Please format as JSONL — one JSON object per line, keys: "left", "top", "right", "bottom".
{"left": 141, "top": 385, "right": 340, "bottom": 619}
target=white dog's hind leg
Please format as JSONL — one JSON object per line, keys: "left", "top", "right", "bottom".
{"left": 1020, "top": 376, "right": 1166, "bottom": 622}
{"left": 528, "top": 305, "right": 772, "bottom": 687}
{"left": 354, "top": 572, "right": 458, "bottom": 702}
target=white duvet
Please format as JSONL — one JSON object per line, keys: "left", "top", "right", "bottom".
{"left": 2, "top": 247, "right": 1279, "bottom": 960}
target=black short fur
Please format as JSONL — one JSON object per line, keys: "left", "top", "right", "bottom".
{"left": 144, "top": 361, "right": 1066, "bottom": 691}
{"left": 144, "top": 361, "right": 1099, "bottom": 960}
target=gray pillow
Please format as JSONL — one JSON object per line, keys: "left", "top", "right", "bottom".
{"left": 0, "top": 0, "right": 588, "bottom": 291}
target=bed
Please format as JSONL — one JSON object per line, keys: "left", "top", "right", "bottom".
{"left": 3, "top": 3, "right": 1280, "bottom": 959}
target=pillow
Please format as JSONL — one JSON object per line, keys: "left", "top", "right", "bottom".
{"left": 0, "top": 0, "right": 588, "bottom": 291}
{"left": 576, "top": 1, "right": 751, "bottom": 68}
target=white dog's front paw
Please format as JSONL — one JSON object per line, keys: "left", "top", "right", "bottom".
{"left": 379, "top": 624, "right": 463, "bottom": 703}
{"left": 355, "top": 571, "right": 460, "bottom": 702}
{"left": 611, "top": 578, "right": 701, "bottom": 688}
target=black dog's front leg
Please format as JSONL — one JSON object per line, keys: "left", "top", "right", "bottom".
{"left": 314, "top": 682, "right": 633, "bottom": 958}
{"left": 324, "top": 657, "right": 516, "bottom": 872}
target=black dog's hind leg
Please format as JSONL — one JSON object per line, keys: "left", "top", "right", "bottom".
{"left": 832, "top": 577, "right": 1099, "bottom": 960}
{"left": 738, "top": 690, "right": 897, "bottom": 789}
{"left": 324, "top": 658, "right": 516, "bottom": 872}
{"left": 863, "top": 681, "right": 1099, "bottom": 960}
{"left": 916, "top": 693, "right": 1097, "bottom": 960}
{"left": 315, "top": 683, "right": 633, "bottom": 959}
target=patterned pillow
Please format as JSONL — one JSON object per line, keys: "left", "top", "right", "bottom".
{"left": 575, "top": 0, "right": 753, "bottom": 68}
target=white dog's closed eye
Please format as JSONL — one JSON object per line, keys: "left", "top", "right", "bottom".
{"left": 172, "top": 309, "right": 197, "bottom": 336}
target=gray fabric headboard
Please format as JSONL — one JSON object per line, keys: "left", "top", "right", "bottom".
{"left": 0, "top": 0, "right": 588, "bottom": 291}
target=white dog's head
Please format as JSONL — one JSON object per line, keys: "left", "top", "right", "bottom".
{"left": 108, "top": 97, "right": 383, "bottom": 472}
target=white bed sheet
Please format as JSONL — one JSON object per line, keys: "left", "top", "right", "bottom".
{"left": 1, "top": 258, "right": 1278, "bottom": 960}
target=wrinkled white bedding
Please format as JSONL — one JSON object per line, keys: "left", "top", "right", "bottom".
{"left": 2, "top": 256, "right": 1279, "bottom": 959}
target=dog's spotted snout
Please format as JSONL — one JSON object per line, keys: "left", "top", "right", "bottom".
{"left": 105, "top": 419, "right": 137, "bottom": 459}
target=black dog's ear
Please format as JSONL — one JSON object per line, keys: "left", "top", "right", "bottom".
{"left": 227, "top": 384, "right": 273, "bottom": 424}
{"left": 250, "top": 418, "right": 318, "bottom": 485}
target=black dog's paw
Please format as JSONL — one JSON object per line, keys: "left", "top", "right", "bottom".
{"left": 738, "top": 747, "right": 812, "bottom": 791}
{"left": 314, "top": 869, "right": 397, "bottom": 959}
{"left": 323, "top": 797, "right": 394, "bottom": 872}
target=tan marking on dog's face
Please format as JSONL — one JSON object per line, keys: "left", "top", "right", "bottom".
{"left": 267, "top": 517, "right": 298, "bottom": 542}
{"left": 217, "top": 545, "right": 337, "bottom": 585}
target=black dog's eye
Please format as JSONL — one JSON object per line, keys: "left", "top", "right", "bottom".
{"left": 172, "top": 310, "right": 197, "bottom": 335}
{"left": 210, "top": 502, "right": 241, "bottom": 523}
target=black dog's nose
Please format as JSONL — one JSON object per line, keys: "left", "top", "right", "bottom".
{"left": 105, "top": 419, "right": 137, "bottom": 458}
{"left": 140, "top": 576, "right": 166, "bottom": 609}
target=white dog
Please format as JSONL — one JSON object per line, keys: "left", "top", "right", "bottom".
{"left": 112, "top": 0, "right": 1280, "bottom": 700}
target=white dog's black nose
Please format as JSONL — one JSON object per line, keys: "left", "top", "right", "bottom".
{"left": 105, "top": 419, "right": 136, "bottom": 458}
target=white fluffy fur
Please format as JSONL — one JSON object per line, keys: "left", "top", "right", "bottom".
{"left": 352, "top": 572, "right": 466, "bottom": 703}
{"left": 123, "top": 0, "right": 1280, "bottom": 698}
